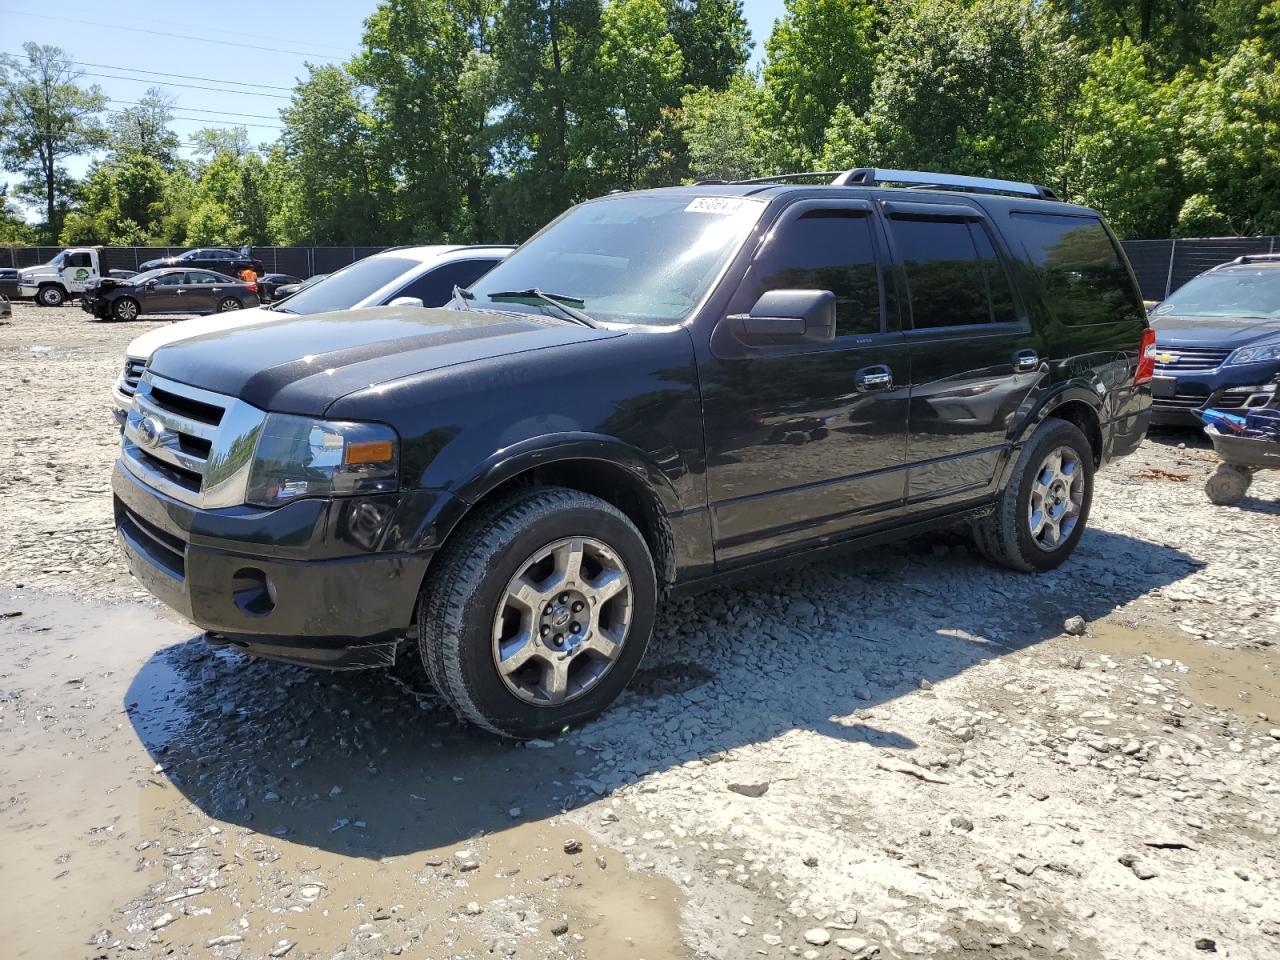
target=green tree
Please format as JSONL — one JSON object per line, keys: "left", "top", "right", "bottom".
{"left": 352, "top": 0, "right": 498, "bottom": 241}
{"left": 669, "top": 0, "right": 752, "bottom": 90}
{"left": 760, "top": 0, "right": 878, "bottom": 169}
{"left": 0, "top": 42, "right": 106, "bottom": 237}
{"left": 1177, "top": 38, "right": 1280, "bottom": 234}
{"left": 821, "top": 0, "right": 1056, "bottom": 184}
{"left": 108, "top": 87, "right": 181, "bottom": 169}
{"left": 273, "top": 64, "right": 386, "bottom": 244}
{"left": 186, "top": 149, "right": 272, "bottom": 246}
{"left": 682, "top": 72, "right": 774, "bottom": 180}
{"left": 1069, "top": 37, "right": 1183, "bottom": 237}
{"left": 582, "top": 0, "right": 686, "bottom": 189}
{"left": 0, "top": 185, "right": 36, "bottom": 244}
{"left": 60, "top": 153, "right": 178, "bottom": 244}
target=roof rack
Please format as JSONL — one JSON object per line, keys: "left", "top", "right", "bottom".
{"left": 1221, "top": 253, "right": 1280, "bottom": 267}
{"left": 833, "top": 167, "right": 1058, "bottom": 200}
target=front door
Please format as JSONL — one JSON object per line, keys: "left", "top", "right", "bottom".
{"left": 880, "top": 200, "right": 1041, "bottom": 512}
{"left": 145, "top": 271, "right": 187, "bottom": 311}
{"left": 701, "top": 199, "right": 911, "bottom": 564}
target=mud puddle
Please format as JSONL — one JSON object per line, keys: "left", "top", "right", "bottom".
{"left": 1081, "top": 620, "right": 1280, "bottom": 725}
{"left": 1, "top": 591, "right": 686, "bottom": 959}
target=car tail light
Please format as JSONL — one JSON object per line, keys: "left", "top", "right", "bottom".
{"left": 246, "top": 282, "right": 258, "bottom": 292}
{"left": 1135, "top": 327, "right": 1156, "bottom": 385}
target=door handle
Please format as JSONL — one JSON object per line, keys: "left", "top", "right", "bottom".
{"left": 1012, "top": 349, "right": 1039, "bottom": 372}
{"left": 175, "top": 289, "right": 185, "bottom": 295}
{"left": 855, "top": 364, "right": 894, "bottom": 393}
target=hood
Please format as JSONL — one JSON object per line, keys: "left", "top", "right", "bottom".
{"left": 1151, "top": 312, "right": 1280, "bottom": 348}
{"left": 126, "top": 306, "right": 276, "bottom": 360}
{"left": 147, "top": 305, "right": 621, "bottom": 415}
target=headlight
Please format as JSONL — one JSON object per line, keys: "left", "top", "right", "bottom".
{"left": 245, "top": 414, "right": 399, "bottom": 507}
{"left": 1226, "top": 342, "right": 1280, "bottom": 365}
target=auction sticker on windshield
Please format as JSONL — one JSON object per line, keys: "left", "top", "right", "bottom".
{"left": 685, "top": 197, "right": 756, "bottom": 214}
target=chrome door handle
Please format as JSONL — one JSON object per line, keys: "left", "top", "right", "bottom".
{"left": 855, "top": 364, "right": 894, "bottom": 392}
{"left": 1012, "top": 350, "right": 1039, "bottom": 372}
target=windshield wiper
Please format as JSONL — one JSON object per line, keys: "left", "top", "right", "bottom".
{"left": 485, "top": 288, "right": 598, "bottom": 328}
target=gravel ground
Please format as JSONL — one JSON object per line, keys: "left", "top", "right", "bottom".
{"left": 2, "top": 299, "right": 1278, "bottom": 960}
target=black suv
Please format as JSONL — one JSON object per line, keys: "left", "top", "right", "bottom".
{"left": 112, "top": 168, "right": 1153, "bottom": 738}
{"left": 137, "top": 246, "right": 265, "bottom": 277}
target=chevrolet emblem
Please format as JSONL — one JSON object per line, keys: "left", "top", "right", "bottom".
{"left": 1154, "top": 352, "right": 1179, "bottom": 364}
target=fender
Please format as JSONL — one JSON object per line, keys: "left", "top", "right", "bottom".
{"left": 995, "top": 379, "right": 1106, "bottom": 491}
{"left": 403, "top": 431, "right": 687, "bottom": 556}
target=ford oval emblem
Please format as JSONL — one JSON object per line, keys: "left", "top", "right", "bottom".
{"left": 138, "top": 416, "right": 165, "bottom": 448}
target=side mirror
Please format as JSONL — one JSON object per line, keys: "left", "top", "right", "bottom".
{"left": 387, "top": 296, "right": 424, "bottom": 309}
{"left": 727, "top": 290, "right": 836, "bottom": 347}
{"left": 145, "top": 280, "right": 157, "bottom": 289}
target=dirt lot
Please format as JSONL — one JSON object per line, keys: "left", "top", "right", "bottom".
{"left": 2, "top": 300, "right": 1278, "bottom": 960}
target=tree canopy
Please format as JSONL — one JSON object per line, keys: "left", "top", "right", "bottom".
{"left": 1, "top": 0, "right": 1277, "bottom": 246}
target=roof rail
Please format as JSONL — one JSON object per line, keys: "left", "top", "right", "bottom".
{"left": 734, "top": 171, "right": 849, "bottom": 185}
{"left": 1222, "top": 253, "right": 1280, "bottom": 267}
{"left": 832, "top": 167, "right": 1058, "bottom": 200}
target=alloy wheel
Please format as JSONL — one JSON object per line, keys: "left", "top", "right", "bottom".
{"left": 1028, "top": 445, "right": 1084, "bottom": 551}
{"left": 491, "top": 536, "right": 633, "bottom": 706}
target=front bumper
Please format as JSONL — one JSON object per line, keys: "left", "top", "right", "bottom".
{"left": 1151, "top": 366, "right": 1278, "bottom": 426}
{"left": 17, "top": 283, "right": 38, "bottom": 298}
{"left": 112, "top": 461, "right": 434, "bottom": 669}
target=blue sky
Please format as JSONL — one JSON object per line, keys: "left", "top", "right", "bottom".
{"left": 2, "top": 0, "right": 787, "bottom": 219}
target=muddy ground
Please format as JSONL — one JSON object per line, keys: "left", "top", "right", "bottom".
{"left": 2, "top": 301, "right": 1278, "bottom": 960}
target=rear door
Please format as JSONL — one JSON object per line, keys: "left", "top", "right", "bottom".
{"left": 182, "top": 271, "right": 224, "bottom": 312}
{"left": 701, "top": 198, "right": 912, "bottom": 563}
{"left": 882, "top": 200, "right": 1040, "bottom": 512}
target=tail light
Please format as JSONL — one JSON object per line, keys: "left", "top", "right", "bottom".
{"left": 1135, "top": 328, "right": 1156, "bottom": 385}
{"left": 246, "top": 282, "right": 258, "bottom": 292}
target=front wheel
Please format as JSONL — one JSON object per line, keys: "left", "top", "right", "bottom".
{"left": 1205, "top": 464, "right": 1251, "bottom": 505}
{"left": 112, "top": 297, "right": 140, "bottom": 322}
{"left": 417, "top": 487, "right": 657, "bottom": 738}
{"left": 972, "top": 417, "right": 1095, "bottom": 572}
{"left": 216, "top": 297, "right": 242, "bottom": 312}
{"left": 38, "top": 285, "right": 66, "bottom": 307}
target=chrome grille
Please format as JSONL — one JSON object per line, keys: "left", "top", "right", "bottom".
{"left": 121, "top": 372, "right": 267, "bottom": 508}
{"left": 120, "top": 359, "right": 146, "bottom": 398}
{"left": 1153, "top": 346, "right": 1231, "bottom": 372}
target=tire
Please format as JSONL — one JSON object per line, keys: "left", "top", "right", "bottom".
{"left": 1205, "top": 464, "right": 1250, "bottom": 506}
{"left": 37, "top": 285, "right": 65, "bottom": 307}
{"left": 217, "top": 297, "right": 242, "bottom": 313}
{"left": 113, "top": 297, "right": 140, "bottom": 322}
{"left": 971, "top": 417, "right": 1095, "bottom": 572}
{"left": 417, "top": 486, "right": 657, "bottom": 739}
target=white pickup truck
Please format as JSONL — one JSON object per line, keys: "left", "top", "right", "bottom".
{"left": 18, "top": 247, "right": 118, "bottom": 306}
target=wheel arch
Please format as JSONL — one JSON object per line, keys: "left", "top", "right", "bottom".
{"left": 1021, "top": 386, "right": 1105, "bottom": 465}
{"left": 434, "top": 435, "right": 680, "bottom": 588}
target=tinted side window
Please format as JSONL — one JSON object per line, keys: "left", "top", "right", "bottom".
{"left": 747, "top": 209, "right": 883, "bottom": 336}
{"left": 1009, "top": 212, "right": 1144, "bottom": 326}
{"left": 188, "top": 272, "right": 221, "bottom": 285}
{"left": 154, "top": 273, "right": 184, "bottom": 286}
{"left": 66, "top": 251, "right": 92, "bottom": 268}
{"left": 393, "top": 259, "right": 503, "bottom": 307}
{"left": 890, "top": 218, "right": 997, "bottom": 328}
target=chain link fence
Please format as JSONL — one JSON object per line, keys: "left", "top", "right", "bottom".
{"left": 5, "top": 236, "right": 1279, "bottom": 302}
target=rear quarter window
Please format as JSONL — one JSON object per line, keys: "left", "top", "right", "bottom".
{"left": 1009, "top": 212, "right": 1144, "bottom": 326}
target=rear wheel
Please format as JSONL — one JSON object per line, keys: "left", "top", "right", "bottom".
{"left": 112, "top": 297, "right": 140, "bottom": 322}
{"left": 37, "top": 285, "right": 65, "bottom": 307}
{"left": 217, "top": 297, "right": 242, "bottom": 312}
{"left": 1205, "top": 464, "right": 1251, "bottom": 505}
{"left": 417, "top": 487, "right": 656, "bottom": 738}
{"left": 972, "top": 417, "right": 1094, "bottom": 572}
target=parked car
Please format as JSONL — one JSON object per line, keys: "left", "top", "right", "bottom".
{"left": 271, "top": 274, "right": 326, "bottom": 300}
{"left": 1148, "top": 254, "right": 1280, "bottom": 425}
{"left": 112, "top": 168, "right": 1151, "bottom": 738}
{"left": 82, "top": 268, "right": 260, "bottom": 322}
{"left": 256, "top": 273, "right": 303, "bottom": 302}
{"left": 0, "top": 267, "right": 19, "bottom": 299}
{"left": 137, "top": 246, "right": 265, "bottom": 277}
{"left": 109, "top": 268, "right": 138, "bottom": 280}
{"left": 0, "top": 294, "right": 10, "bottom": 319}
{"left": 110, "top": 246, "right": 511, "bottom": 422}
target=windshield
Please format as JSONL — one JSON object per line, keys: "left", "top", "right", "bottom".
{"left": 280, "top": 258, "right": 418, "bottom": 314}
{"left": 130, "top": 269, "right": 170, "bottom": 284}
{"left": 466, "top": 194, "right": 767, "bottom": 325}
{"left": 44, "top": 252, "right": 67, "bottom": 269}
{"left": 1155, "top": 270, "right": 1280, "bottom": 319}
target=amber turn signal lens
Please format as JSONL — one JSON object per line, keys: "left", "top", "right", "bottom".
{"left": 344, "top": 439, "right": 394, "bottom": 465}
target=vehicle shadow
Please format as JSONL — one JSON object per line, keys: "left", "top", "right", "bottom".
{"left": 125, "top": 527, "right": 1198, "bottom": 860}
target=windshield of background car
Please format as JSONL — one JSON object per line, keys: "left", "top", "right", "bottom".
{"left": 1155, "top": 269, "right": 1280, "bottom": 319}
{"left": 279, "top": 257, "right": 419, "bottom": 314}
{"left": 465, "top": 195, "right": 768, "bottom": 325}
